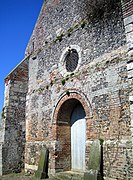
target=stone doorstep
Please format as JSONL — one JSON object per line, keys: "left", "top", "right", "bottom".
{"left": 49, "top": 171, "right": 84, "bottom": 180}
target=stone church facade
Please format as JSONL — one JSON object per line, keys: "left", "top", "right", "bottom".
{"left": 0, "top": 0, "right": 133, "bottom": 179}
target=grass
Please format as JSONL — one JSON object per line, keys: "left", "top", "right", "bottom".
{"left": 0, "top": 172, "right": 37, "bottom": 180}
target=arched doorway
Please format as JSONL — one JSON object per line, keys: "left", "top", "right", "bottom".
{"left": 71, "top": 103, "right": 86, "bottom": 171}
{"left": 53, "top": 91, "right": 90, "bottom": 172}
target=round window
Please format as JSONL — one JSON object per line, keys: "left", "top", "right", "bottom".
{"left": 65, "top": 49, "right": 79, "bottom": 72}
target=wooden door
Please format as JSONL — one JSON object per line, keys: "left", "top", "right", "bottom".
{"left": 71, "top": 104, "right": 86, "bottom": 171}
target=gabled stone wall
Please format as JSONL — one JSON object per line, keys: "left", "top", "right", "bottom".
{"left": 24, "top": 0, "right": 133, "bottom": 179}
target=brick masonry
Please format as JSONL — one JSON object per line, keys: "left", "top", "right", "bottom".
{"left": 1, "top": 0, "right": 133, "bottom": 179}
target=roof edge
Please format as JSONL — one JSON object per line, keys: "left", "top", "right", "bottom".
{"left": 5, "top": 54, "right": 30, "bottom": 80}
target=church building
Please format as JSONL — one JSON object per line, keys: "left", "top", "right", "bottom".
{"left": 1, "top": 0, "right": 133, "bottom": 179}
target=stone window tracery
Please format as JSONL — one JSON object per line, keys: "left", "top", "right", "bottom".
{"left": 59, "top": 45, "right": 82, "bottom": 76}
{"left": 65, "top": 49, "right": 79, "bottom": 72}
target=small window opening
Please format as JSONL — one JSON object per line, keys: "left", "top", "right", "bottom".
{"left": 65, "top": 49, "right": 79, "bottom": 72}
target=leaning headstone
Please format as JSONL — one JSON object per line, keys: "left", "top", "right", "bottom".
{"left": 35, "top": 146, "right": 49, "bottom": 179}
{"left": 84, "top": 139, "right": 102, "bottom": 180}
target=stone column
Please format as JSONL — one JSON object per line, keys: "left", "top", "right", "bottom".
{"left": 121, "top": 0, "right": 133, "bottom": 141}
{"left": 121, "top": 0, "right": 133, "bottom": 55}
{"left": 121, "top": 0, "right": 133, "bottom": 178}
{"left": 0, "top": 80, "right": 11, "bottom": 175}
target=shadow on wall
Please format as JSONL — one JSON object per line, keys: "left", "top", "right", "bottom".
{"left": 78, "top": 0, "right": 126, "bottom": 60}
{"left": 80, "top": 0, "right": 120, "bottom": 20}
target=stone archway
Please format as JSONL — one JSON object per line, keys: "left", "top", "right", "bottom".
{"left": 52, "top": 91, "right": 90, "bottom": 172}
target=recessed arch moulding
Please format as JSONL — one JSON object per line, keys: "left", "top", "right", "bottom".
{"left": 51, "top": 90, "right": 93, "bottom": 172}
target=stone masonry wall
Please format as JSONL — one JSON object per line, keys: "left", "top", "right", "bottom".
{"left": 24, "top": 0, "right": 133, "bottom": 179}
{"left": 122, "top": 0, "right": 133, "bottom": 137}
{"left": 121, "top": 0, "right": 133, "bottom": 178}
{"left": 25, "top": 0, "right": 126, "bottom": 57}
{"left": 26, "top": 47, "right": 132, "bottom": 179}
{"left": 2, "top": 81, "right": 27, "bottom": 174}
{"left": 2, "top": 58, "right": 29, "bottom": 174}
{"left": 122, "top": 0, "right": 133, "bottom": 55}
{"left": 0, "top": 114, "right": 5, "bottom": 175}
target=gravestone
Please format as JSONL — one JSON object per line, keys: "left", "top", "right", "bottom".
{"left": 84, "top": 139, "right": 102, "bottom": 180}
{"left": 35, "top": 146, "right": 49, "bottom": 179}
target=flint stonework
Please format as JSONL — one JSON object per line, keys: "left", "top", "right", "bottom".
{"left": 0, "top": 0, "right": 133, "bottom": 179}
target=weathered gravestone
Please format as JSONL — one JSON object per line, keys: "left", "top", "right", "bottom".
{"left": 84, "top": 139, "right": 103, "bottom": 180}
{"left": 35, "top": 146, "right": 49, "bottom": 179}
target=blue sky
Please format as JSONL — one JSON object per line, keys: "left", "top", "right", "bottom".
{"left": 0, "top": 0, "right": 44, "bottom": 112}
